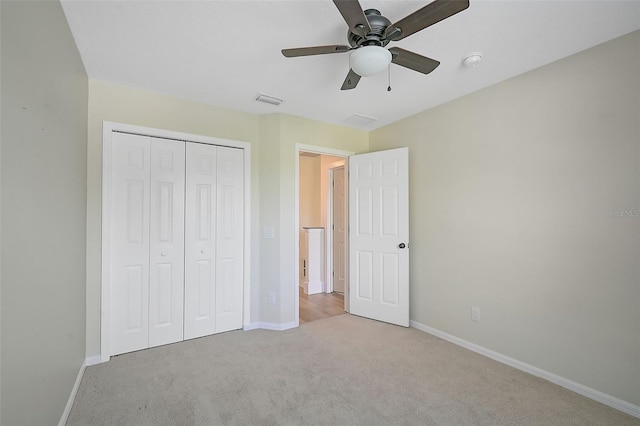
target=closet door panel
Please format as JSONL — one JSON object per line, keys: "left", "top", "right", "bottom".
{"left": 110, "top": 133, "right": 151, "bottom": 355}
{"left": 149, "top": 139, "right": 185, "bottom": 347}
{"left": 184, "top": 143, "right": 217, "bottom": 339}
{"left": 215, "top": 147, "right": 244, "bottom": 333}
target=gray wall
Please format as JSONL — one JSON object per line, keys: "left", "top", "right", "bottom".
{"left": 1, "top": 1, "right": 88, "bottom": 424}
{"left": 371, "top": 31, "right": 640, "bottom": 406}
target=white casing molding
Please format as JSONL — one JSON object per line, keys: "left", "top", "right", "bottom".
{"left": 410, "top": 320, "right": 640, "bottom": 419}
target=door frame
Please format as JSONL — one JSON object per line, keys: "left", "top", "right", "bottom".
{"left": 294, "top": 143, "right": 352, "bottom": 325}
{"left": 326, "top": 161, "right": 345, "bottom": 293}
{"left": 101, "top": 121, "right": 252, "bottom": 362}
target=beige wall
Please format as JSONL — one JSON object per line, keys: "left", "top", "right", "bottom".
{"left": 86, "top": 87, "right": 368, "bottom": 352}
{"left": 1, "top": 1, "right": 88, "bottom": 424}
{"left": 370, "top": 31, "right": 640, "bottom": 406}
{"left": 319, "top": 155, "right": 346, "bottom": 230}
{"left": 299, "top": 155, "right": 321, "bottom": 228}
{"left": 259, "top": 114, "right": 369, "bottom": 324}
{"left": 86, "top": 80, "right": 261, "bottom": 358}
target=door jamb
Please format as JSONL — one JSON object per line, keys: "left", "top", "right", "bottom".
{"left": 326, "top": 161, "right": 346, "bottom": 295}
{"left": 294, "top": 143, "right": 353, "bottom": 325}
{"left": 101, "top": 121, "right": 252, "bottom": 362}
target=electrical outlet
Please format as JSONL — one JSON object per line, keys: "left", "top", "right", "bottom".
{"left": 268, "top": 291, "right": 276, "bottom": 305}
{"left": 471, "top": 306, "right": 480, "bottom": 322}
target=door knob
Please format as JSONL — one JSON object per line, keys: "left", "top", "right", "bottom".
{"left": 201, "top": 249, "right": 205, "bottom": 254}
{"left": 398, "top": 243, "right": 406, "bottom": 249}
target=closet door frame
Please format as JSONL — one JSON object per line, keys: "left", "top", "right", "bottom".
{"left": 101, "top": 121, "right": 251, "bottom": 363}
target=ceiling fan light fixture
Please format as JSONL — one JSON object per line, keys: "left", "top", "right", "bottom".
{"left": 350, "top": 46, "right": 392, "bottom": 77}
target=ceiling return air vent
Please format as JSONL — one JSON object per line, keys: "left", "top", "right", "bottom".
{"left": 344, "top": 114, "right": 377, "bottom": 126}
{"left": 255, "top": 93, "right": 284, "bottom": 106}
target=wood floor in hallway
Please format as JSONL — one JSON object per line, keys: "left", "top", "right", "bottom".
{"left": 299, "top": 291, "right": 345, "bottom": 324}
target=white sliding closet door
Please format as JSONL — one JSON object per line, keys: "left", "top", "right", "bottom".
{"left": 110, "top": 133, "right": 151, "bottom": 355}
{"left": 184, "top": 144, "right": 243, "bottom": 339}
{"left": 148, "top": 138, "right": 185, "bottom": 348}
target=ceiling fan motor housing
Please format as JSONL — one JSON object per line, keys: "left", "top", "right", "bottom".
{"left": 347, "top": 9, "right": 391, "bottom": 47}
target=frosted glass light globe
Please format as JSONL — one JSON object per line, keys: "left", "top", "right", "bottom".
{"left": 350, "top": 46, "right": 392, "bottom": 77}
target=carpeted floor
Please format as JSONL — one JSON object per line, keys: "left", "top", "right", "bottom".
{"left": 68, "top": 314, "right": 639, "bottom": 425}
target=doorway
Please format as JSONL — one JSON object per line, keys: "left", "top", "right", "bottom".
{"left": 296, "top": 146, "right": 350, "bottom": 325}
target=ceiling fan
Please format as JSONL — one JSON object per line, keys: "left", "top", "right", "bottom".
{"left": 281, "top": 0, "right": 470, "bottom": 90}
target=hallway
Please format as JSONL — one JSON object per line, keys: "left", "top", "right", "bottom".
{"left": 299, "top": 292, "right": 344, "bottom": 324}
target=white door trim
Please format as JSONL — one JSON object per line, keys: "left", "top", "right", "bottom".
{"left": 295, "top": 144, "right": 353, "bottom": 325}
{"left": 326, "top": 160, "right": 346, "bottom": 294}
{"left": 101, "top": 121, "right": 251, "bottom": 362}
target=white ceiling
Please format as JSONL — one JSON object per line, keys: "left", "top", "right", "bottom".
{"left": 61, "top": 0, "right": 640, "bottom": 130}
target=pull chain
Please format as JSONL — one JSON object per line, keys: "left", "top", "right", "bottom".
{"left": 387, "top": 64, "right": 392, "bottom": 92}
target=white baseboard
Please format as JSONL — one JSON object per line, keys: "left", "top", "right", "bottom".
{"left": 58, "top": 359, "right": 87, "bottom": 426}
{"left": 244, "top": 321, "right": 298, "bottom": 331}
{"left": 243, "top": 322, "right": 261, "bottom": 331}
{"left": 85, "top": 355, "right": 102, "bottom": 366}
{"left": 410, "top": 320, "right": 640, "bottom": 419}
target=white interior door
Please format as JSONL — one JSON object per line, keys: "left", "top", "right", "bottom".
{"left": 332, "top": 166, "right": 347, "bottom": 293}
{"left": 110, "top": 133, "right": 151, "bottom": 355}
{"left": 215, "top": 146, "right": 244, "bottom": 333}
{"left": 349, "top": 147, "right": 409, "bottom": 327}
{"left": 184, "top": 143, "right": 218, "bottom": 339}
{"left": 148, "top": 139, "right": 185, "bottom": 348}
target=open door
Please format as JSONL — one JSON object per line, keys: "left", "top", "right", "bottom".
{"left": 349, "top": 147, "right": 409, "bottom": 327}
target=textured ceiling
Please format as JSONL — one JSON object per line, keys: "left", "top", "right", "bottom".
{"left": 61, "top": 0, "right": 640, "bottom": 130}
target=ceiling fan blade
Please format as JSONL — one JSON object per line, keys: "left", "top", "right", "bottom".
{"left": 282, "top": 45, "right": 351, "bottom": 58}
{"left": 385, "top": 0, "right": 469, "bottom": 41}
{"left": 389, "top": 47, "right": 440, "bottom": 74}
{"left": 341, "top": 69, "right": 361, "bottom": 90}
{"left": 332, "top": 0, "right": 371, "bottom": 38}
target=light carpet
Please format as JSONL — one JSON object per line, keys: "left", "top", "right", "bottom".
{"left": 67, "top": 314, "right": 638, "bottom": 425}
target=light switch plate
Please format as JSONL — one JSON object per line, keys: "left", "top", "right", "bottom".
{"left": 263, "top": 227, "right": 275, "bottom": 239}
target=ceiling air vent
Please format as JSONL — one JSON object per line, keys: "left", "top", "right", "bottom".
{"left": 344, "top": 114, "right": 377, "bottom": 126}
{"left": 255, "top": 93, "right": 283, "bottom": 106}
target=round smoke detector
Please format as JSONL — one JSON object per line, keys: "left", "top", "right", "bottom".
{"left": 462, "top": 52, "right": 483, "bottom": 68}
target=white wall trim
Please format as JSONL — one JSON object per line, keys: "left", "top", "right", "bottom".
{"left": 295, "top": 144, "right": 353, "bottom": 325}
{"left": 410, "top": 320, "right": 640, "bottom": 419}
{"left": 247, "top": 321, "right": 298, "bottom": 331}
{"left": 325, "top": 160, "right": 346, "bottom": 294}
{"left": 58, "top": 359, "right": 87, "bottom": 426}
{"left": 101, "top": 121, "right": 251, "bottom": 362}
{"left": 85, "top": 355, "right": 102, "bottom": 367}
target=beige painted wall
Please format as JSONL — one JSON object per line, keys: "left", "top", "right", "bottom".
{"left": 86, "top": 80, "right": 261, "bottom": 357}
{"left": 319, "top": 155, "right": 346, "bottom": 230}
{"left": 1, "top": 1, "right": 88, "bottom": 424}
{"left": 86, "top": 86, "right": 368, "bottom": 352}
{"left": 299, "top": 155, "right": 321, "bottom": 228}
{"left": 370, "top": 31, "right": 640, "bottom": 406}
{"left": 259, "top": 114, "right": 368, "bottom": 324}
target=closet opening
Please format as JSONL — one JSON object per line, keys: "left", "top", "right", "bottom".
{"left": 101, "top": 122, "right": 251, "bottom": 362}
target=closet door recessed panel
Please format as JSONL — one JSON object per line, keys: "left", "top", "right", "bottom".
{"left": 185, "top": 143, "right": 217, "bottom": 339}
{"left": 215, "top": 146, "right": 244, "bottom": 333}
{"left": 110, "top": 133, "right": 151, "bottom": 355}
{"left": 149, "top": 138, "right": 185, "bottom": 348}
